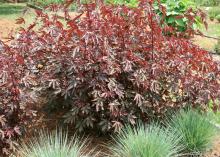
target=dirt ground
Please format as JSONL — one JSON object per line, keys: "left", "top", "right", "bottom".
{"left": 204, "top": 136, "right": 220, "bottom": 157}
{"left": 0, "top": 18, "right": 18, "bottom": 41}
{"left": 0, "top": 11, "right": 81, "bottom": 42}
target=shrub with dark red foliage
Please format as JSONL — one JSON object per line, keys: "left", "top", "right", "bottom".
{"left": 0, "top": 41, "right": 36, "bottom": 156}
{"left": 12, "top": 0, "right": 220, "bottom": 133}
{"left": 1, "top": 0, "right": 220, "bottom": 138}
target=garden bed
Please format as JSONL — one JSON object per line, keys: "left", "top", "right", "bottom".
{"left": 0, "top": 1, "right": 220, "bottom": 157}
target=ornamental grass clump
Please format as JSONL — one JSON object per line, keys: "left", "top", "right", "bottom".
{"left": 168, "top": 109, "right": 217, "bottom": 156}
{"left": 110, "top": 123, "right": 183, "bottom": 157}
{"left": 14, "top": 130, "right": 95, "bottom": 157}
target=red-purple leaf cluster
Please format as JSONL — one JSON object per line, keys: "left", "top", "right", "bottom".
{"left": 0, "top": 41, "right": 35, "bottom": 156}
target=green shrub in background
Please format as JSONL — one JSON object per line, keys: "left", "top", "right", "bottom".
{"left": 192, "top": 0, "right": 220, "bottom": 6}
{"left": 154, "top": 0, "right": 204, "bottom": 33}
{"left": 110, "top": 123, "right": 183, "bottom": 157}
{"left": 107, "top": 0, "right": 203, "bottom": 34}
{"left": 168, "top": 110, "right": 217, "bottom": 156}
{"left": 209, "top": 13, "right": 216, "bottom": 21}
{"left": 14, "top": 130, "right": 96, "bottom": 157}
{"left": 208, "top": 7, "right": 220, "bottom": 20}
{"left": 216, "top": 14, "right": 220, "bottom": 22}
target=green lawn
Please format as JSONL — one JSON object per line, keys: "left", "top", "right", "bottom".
{"left": 0, "top": 2, "right": 27, "bottom": 18}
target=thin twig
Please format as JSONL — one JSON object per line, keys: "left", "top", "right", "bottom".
{"left": 26, "top": 3, "right": 43, "bottom": 11}
{"left": 196, "top": 33, "right": 220, "bottom": 40}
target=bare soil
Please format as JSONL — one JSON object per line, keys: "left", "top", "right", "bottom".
{"left": 204, "top": 136, "right": 220, "bottom": 157}
{"left": 0, "top": 11, "right": 82, "bottom": 42}
{"left": 0, "top": 18, "right": 18, "bottom": 41}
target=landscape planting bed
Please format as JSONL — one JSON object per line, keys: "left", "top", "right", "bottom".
{"left": 0, "top": 2, "right": 220, "bottom": 157}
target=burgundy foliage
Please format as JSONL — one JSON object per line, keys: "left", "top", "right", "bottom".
{"left": 0, "top": 41, "right": 35, "bottom": 155}
{"left": 18, "top": 1, "right": 220, "bottom": 132}
{"left": 0, "top": 1, "right": 219, "bottom": 153}
{"left": 12, "top": 1, "right": 220, "bottom": 132}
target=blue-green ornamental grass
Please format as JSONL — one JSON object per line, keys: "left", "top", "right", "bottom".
{"left": 110, "top": 123, "right": 183, "bottom": 157}
{"left": 168, "top": 109, "right": 217, "bottom": 156}
{"left": 14, "top": 130, "right": 96, "bottom": 157}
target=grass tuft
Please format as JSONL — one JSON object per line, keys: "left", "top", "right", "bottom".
{"left": 110, "top": 123, "right": 183, "bottom": 157}
{"left": 168, "top": 109, "right": 217, "bottom": 156}
{"left": 13, "top": 129, "right": 96, "bottom": 157}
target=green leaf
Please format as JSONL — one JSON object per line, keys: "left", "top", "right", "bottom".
{"left": 167, "top": 17, "right": 175, "bottom": 24}
{"left": 167, "top": 10, "right": 179, "bottom": 16}
{"left": 175, "top": 19, "right": 185, "bottom": 27}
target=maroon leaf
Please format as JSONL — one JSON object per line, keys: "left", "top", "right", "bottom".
{"left": 16, "top": 54, "right": 24, "bottom": 65}
{"left": 15, "top": 17, "right": 25, "bottom": 24}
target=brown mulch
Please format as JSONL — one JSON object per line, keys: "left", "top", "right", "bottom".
{"left": 204, "top": 137, "right": 220, "bottom": 157}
